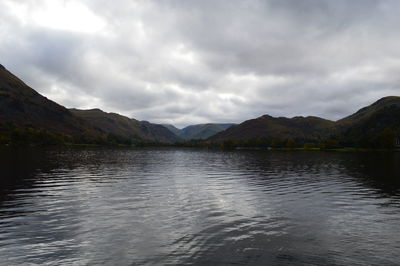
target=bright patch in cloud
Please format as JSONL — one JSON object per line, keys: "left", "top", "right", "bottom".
{"left": 4, "top": 0, "right": 105, "bottom": 33}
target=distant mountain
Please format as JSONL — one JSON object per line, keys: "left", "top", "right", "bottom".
{"left": 0, "top": 64, "right": 101, "bottom": 137}
{"left": 138, "top": 121, "right": 181, "bottom": 143}
{"left": 71, "top": 109, "right": 181, "bottom": 143}
{"left": 162, "top": 123, "right": 235, "bottom": 140}
{"left": 209, "top": 115, "right": 335, "bottom": 143}
{"left": 179, "top": 123, "right": 235, "bottom": 140}
{"left": 162, "top": 124, "right": 181, "bottom": 136}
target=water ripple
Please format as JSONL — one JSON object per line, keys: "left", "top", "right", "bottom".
{"left": 0, "top": 148, "right": 399, "bottom": 265}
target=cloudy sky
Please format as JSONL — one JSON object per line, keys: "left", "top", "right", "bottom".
{"left": 1, "top": 0, "right": 400, "bottom": 127}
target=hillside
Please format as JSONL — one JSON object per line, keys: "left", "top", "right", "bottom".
{"left": 71, "top": 109, "right": 181, "bottom": 143}
{"left": 209, "top": 97, "right": 400, "bottom": 148}
{"left": 162, "top": 124, "right": 181, "bottom": 136}
{"left": 209, "top": 115, "right": 335, "bottom": 143}
{"left": 0, "top": 64, "right": 179, "bottom": 145}
{"left": 337, "top": 97, "right": 400, "bottom": 148}
{"left": 138, "top": 121, "right": 181, "bottom": 143}
{"left": 0, "top": 64, "right": 102, "bottom": 139}
{"left": 337, "top": 96, "right": 400, "bottom": 126}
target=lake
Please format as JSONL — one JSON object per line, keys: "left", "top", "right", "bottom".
{"left": 0, "top": 148, "right": 399, "bottom": 265}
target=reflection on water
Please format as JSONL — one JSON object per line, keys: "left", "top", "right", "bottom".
{"left": 0, "top": 148, "right": 399, "bottom": 265}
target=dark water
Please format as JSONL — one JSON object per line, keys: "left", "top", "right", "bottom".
{"left": 0, "top": 148, "right": 399, "bottom": 266}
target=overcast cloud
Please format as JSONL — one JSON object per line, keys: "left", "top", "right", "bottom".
{"left": 1, "top": 0, "right": 400, "bottom": 127}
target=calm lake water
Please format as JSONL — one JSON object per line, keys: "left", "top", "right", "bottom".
{"left": 0, "top": 148, "right": 399, "bottom": 265}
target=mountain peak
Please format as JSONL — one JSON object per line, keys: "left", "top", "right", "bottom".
{"left": 373, "top": 96, "right": 400, "bottom": 105}
{"left": 88, "top": 108, "right": 104, "bottom": 112}
{"left": 260, "top": 114, "right": 273, "bottom": 119}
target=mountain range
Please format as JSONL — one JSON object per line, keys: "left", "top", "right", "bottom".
{"left": 209, "top": 96, "right": 400, "bottom": 148}
{"left": 0, "top": 63, "right": 399, "bottom": 148}
{"left": 0, "top": 64, "right": 179, "bottom": 145}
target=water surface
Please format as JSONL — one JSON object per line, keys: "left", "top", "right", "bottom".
{"left": 0, "top": 148, "right": 399, "bottom": 265}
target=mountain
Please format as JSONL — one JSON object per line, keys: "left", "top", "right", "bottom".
{"left": 137, "top": 121, "right": 181, "bottom": 143}
{"left": 179, "top": 123, "right": 235, "bottom": 140}
{"left": 209, "top": 115, "right": 335, "bottom": 143}
{"left": 0, "top": 64, "right": 179, "bottom": 145}
{"left": 162, "top": 123, "right": 235, "bottom": 140}
{"left": 71, "top": 109, "right": 181, "bottom": 143}
{"left": 337, "top": 96, "right": 400, "bottom": 126}
{"left": 1, "top": 63, "right": 399, "bottom": 148}
{"left": 162, "top": 124, "right": 181, "bottom": 136}
{"left": 0, "top": 64, "right": 102, "bottom": 137}
{"left": 209, "top": 97, "right": 400, "bottom": 148}
{"left": 336, "top": 97, "right": 400, "bottom": 148}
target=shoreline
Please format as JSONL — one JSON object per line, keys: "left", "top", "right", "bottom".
{"left": 1, "top": 143, "right": 400, "bottom": 152}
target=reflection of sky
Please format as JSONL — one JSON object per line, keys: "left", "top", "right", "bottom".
{"left": 0, "top": 149, "right": 399, "bottom": 265}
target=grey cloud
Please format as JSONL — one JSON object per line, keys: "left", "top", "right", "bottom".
{"left": 1, "top": 0, "right": 400, "bottom": 127}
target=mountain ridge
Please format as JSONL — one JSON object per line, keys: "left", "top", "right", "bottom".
{"left": 209, "top": 115, "right": 335, "bottom": 142}
{"left": 1, "top": 64, "right": 399, "bottom": 148}
{"left": 0, "top": 64, "right": 179, "bottom": 145}
{"left": 209, "top": 97, "right": 400, "bottom": 148}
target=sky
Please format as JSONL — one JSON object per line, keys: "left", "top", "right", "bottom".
{"left": 1, "top": 0, "right": 400, "bottom": 128}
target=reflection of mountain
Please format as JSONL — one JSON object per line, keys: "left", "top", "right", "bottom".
{"left": 339, "top": 152, "right": 400, "bottom": 197}
{"left": 1, "top": 148, "right": 399, "bottom": 265}
{"left": 221, "top": 150, "right": 400, "bottom": 198}
{"left": 0, "top": 148, "right": 58, "bottom": 196}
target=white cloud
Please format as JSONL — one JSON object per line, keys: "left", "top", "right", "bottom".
{"left": 1, "top": 0, "right": 400, "bottom": 127}
{"left": 3, "top": 0, "right": 105, "bottom": 33}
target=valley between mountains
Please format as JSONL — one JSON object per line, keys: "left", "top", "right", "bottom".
{"left": 1, "top": 64, "right": 399, "bottom": 149}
